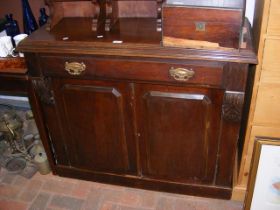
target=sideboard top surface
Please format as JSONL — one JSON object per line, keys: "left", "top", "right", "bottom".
{"left": 18, "top": 17, "right": 257, "bottom": 64}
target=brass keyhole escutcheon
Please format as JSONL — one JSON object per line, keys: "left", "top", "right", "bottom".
{"left": 195, "top": 22, "right": 206, "bottom": 32}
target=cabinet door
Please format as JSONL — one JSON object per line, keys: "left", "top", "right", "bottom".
{"left": 135, "top": 84, "right": 224, "bottom": 184}
{"left": 52, "top": 79, "right": 135, "bottom": 174}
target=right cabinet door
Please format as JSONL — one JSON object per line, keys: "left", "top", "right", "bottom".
{"left": 135, "top": 84, "right": 224, "bottom": 184}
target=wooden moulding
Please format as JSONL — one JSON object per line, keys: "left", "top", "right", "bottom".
{"left": 45, "top": 0, "right": 163, "bottom": 32}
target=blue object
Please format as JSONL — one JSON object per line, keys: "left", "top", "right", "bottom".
{"left": 5, "top": 14, "right": 20, "bottom": 39}
{"left": 22, "top": 0, "right": 38, "bottom": 34}
{"left": 38, "top": 8, "right": 49, "bottom": 27}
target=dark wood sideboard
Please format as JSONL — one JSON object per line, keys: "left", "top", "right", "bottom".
{"left": 17, "top": 0, "right": 257, "bottom": 199}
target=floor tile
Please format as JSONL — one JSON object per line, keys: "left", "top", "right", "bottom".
{"left": 0, "top": 184, "right": 21, "bottom": 200}
{"left": 0, "top": 199, "right": 28, "bottom": 210}
{"left": 42, "top": 179, "right": 75, "bottom": 195}
{"left": 49, "top": 194, "right": 85, "bottom": 210}
{"left": 29, "top": 192, "right": 51, "bottom": 210}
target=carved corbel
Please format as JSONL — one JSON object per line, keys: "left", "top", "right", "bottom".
{"left": 33, "top": 78, "right": 55, "bottom": 105}
{"left": 222, "top": 91, "right": 244, "bottom": 122}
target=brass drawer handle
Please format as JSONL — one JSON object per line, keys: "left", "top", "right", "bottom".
{"left": 169, "top": 67, "right": 195, "bottom": 81}
{"left": 65, "top": 62, "right": 86, "bottom": 75}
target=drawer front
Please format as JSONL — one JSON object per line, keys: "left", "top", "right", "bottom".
{"left": 262, "top": 39, "right": 280, "bottom": 71}
{"left": 253, "top": 84, "right": 280, "bottom": 126}
{"left": 39, "top": 56, "right": 224, "bottom": 86}
{"left": 260, "top": 70, "right": 280, "bottom": 85}
{"left": 267, "top": 0, "right": 280, "bottom": 35}
{"left": 260, "top": 39, "right": 280, "bottom": 84}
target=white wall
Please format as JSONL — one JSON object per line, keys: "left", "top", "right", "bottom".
{"left": 245, "top": 0, "right": 256, "bottom": 24}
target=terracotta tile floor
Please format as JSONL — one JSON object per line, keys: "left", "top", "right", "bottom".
{"left": 0, "top": 169, "right": 243, "bottom": 210}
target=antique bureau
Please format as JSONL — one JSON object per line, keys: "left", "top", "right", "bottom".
{"left": 18, "top": 0, "right": 257, "bottom": 199}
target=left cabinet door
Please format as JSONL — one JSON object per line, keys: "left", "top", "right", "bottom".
{"left": 51, "top": 78, "right": 135, "bottom": 174}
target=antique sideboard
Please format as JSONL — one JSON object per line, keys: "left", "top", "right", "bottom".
{"left": 17, "top": 0, "right": 257, "bottom": 199}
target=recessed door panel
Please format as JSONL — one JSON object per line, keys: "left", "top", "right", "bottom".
{"left": 136, "top": 84, "right": 223, "bottom": 184}
{"left": 52, "top": 79, "right": 133, "bottom": 174}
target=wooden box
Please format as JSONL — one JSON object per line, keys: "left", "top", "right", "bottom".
{"left": 162, "top": 0, "right": 245, "bottom": 49}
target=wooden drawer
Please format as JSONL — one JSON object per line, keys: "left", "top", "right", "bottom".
{"left": 267, "top": 0, "right": 280, "bottom": 35}
{"left": 39, "top": 55, "right": 224, "bottom": 86}
{"left": 260, "top": 39, "right": 280, "bottom": 84}
{"left": 260, "top": 70, "right": 280, "bottom": 84}
{"left": 262, "top": 39, "right": 280, "bottom": 71}
{"left": 253, "top": 84, "right": 280, "bottom": 126}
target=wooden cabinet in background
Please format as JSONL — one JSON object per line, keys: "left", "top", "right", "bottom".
{"left": 233, "top": 0, "right": 280, "bottom": 201}
{"left": 0, "top": 58, "right": 28, "bottom": 95}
